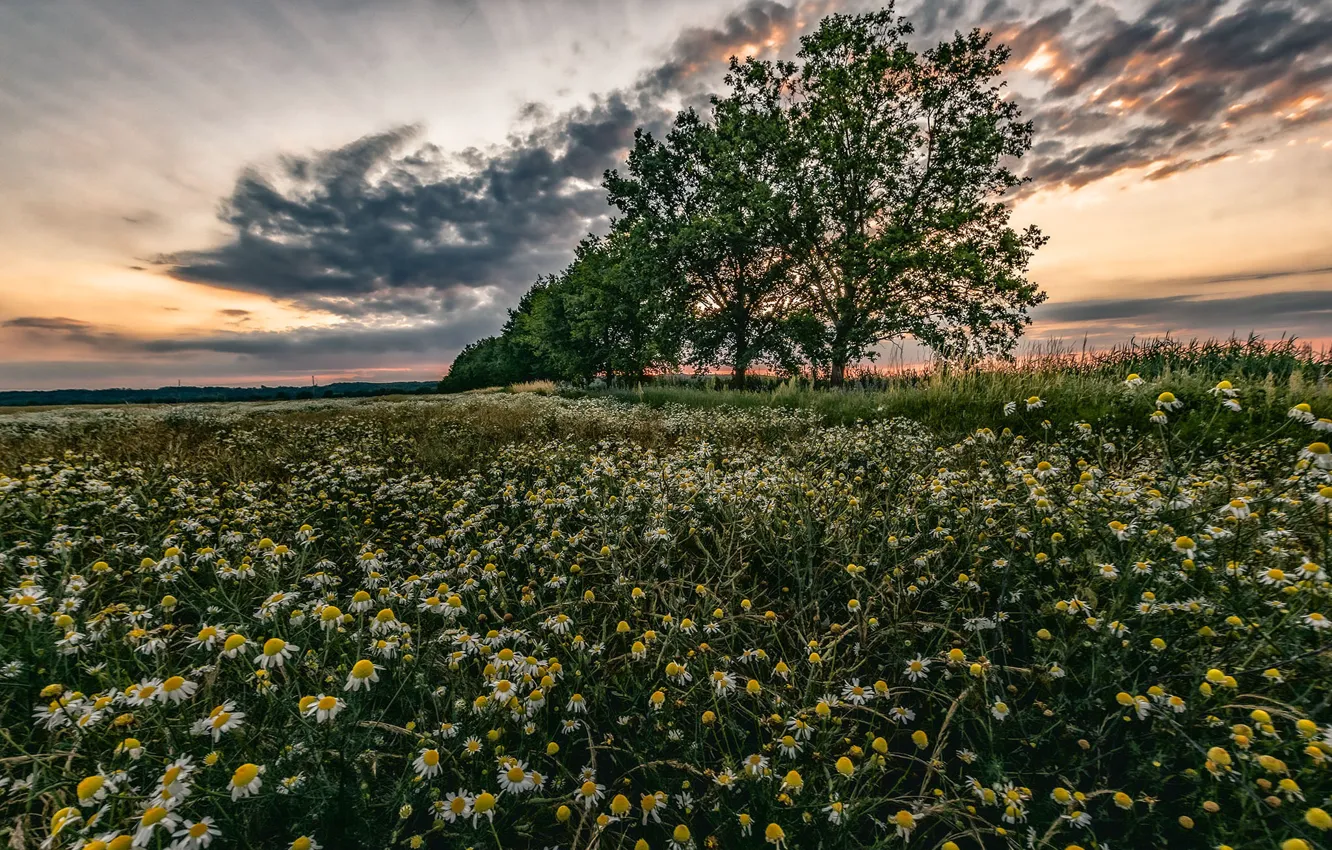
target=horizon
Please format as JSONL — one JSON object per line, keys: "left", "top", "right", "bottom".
{"left": 2, "top": 0, "right": 1331, "bottom": 391}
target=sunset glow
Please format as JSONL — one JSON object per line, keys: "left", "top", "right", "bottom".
{"left": 1, "top": 0, "right": 1330, "bottom": 390}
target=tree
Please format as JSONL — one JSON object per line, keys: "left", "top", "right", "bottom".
{"left": 606, "top": 63, "right": 799, "bottom": 388}
{"left": 438, "top": 285, "right": 561, "bottom": 392}
{"left": 517, "top": 232, "right": 678, "bottom": 384}
{"left": 773, "top": 6, "right": 1047, "bottom": 384}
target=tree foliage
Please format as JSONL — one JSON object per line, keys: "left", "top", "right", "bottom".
{"left": 441, "top": 3, "right": 1046, "bottom": 391}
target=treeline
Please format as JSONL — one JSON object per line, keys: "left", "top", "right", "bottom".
{"left": 441, "top": 6, "right": 1047, "bottom": 393}
{"left": 0, "top": 382, "right": 438, "bottom": 407}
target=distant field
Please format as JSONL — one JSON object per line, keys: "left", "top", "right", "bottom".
{"left": 2, "top": 378, "right": 1331, "bottom": 849}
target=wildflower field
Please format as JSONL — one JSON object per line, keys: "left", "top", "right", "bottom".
{"left": 3, "top": 373, "right": 1332, "bottom": 850}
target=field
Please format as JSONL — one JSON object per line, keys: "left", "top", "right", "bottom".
{"left": 3, "top": 362, "right": 1332, "bottom": 849}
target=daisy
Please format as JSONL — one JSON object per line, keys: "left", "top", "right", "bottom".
{"left": 309, "top": 694, "right": 345, "bottom": 722}
{"left": 825, "top": 797, "right": 846, "bottom": 824}
{"left": 193, "top": 702, "right": 245, "bottom": 741}
{"left": 228, "top": 763, "right": 264, "bottom": 800}
{"left": 413, "top": 748, "right": 443, "bottom": 779}
{"left": 742, "top": 753, "right": 768, "bottom": 777}
{"left": 471, "top": 791, "right": 497, "bottom": 826}
{"left": 349, "top": 590, "right": 374, "bottom": 613}
{"left": 575, "top": 779, "right": 605, "bottom": 809}
{"left": 991, "top": 700, "right": 1011, "bottom": 721}
{"left": 1172, "top": 536, "right": 1197, "bottom": 557}
{"left": 640, "top": 791, "right": 667, "bottom": 824}
{"left": 76, "top": 773, "right": 110, "bottom": 806}
{"left": 319, "top": 605, "right": 343, "bottom": 631}
{"left": 497, "top": 760, "right": 535, "bottom": 794}
{"left": 1259, "top": 567, "right": 1291, "bottom": 587}
{"left": 134, "top": 805, "right": 178, "bottom": 848}
{"left": 172, "top": 817, "right": 221, "bottom": 849}
{"left": 1301, "top": 442, "right": 1332, "bottom": 469}
{"left": 665, "top": 661, "right": 692, "bottom": 684}
{"left": 710, "top": 670, "right": 736, "bottom": 696}
{"left": 889, "top": 705, "right": 916, "bottom": 724}
{"left": 893, "top": 809, "right": 918, "bottom": 840}
{"left": 344, "top": 659, "right": 382, "bottom": 691}
{"left": 841, "top": 679, "right": 870, "bottom": 703}
{"left": 158, "top": 675, "right": 197, "bottom": 704}
{"left": 189, "top": 625, "right": 226, "bottom": 650}
{"left": 440, "top": 791, "right": 472, "bottom": 823}
{"left": 254, "top": 638, "right": 298, "bottom": 670}
{"left": 220, "top": 634, "right": 249, "bottom": 658}
{"left": 903, "top": 657, "right": 931, "bottom": 682}
{"left": 124, "top": 679, "right": 163, "bottom": 707}
{"left": 669, "top": 824, "right": 694, "bottom": 850}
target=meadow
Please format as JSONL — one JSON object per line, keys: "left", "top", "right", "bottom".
{"left": 3, "top": 354, "right": 1332, "bottom": 850}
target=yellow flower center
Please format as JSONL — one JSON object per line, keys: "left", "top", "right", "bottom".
{"left": 141, "top": 806, "right": 168, "bottom": 826}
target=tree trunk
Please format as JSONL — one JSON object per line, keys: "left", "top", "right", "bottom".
{"left": 730, "top": 363, "right": 747, "bottom": 390}
{"left": 829, "top": 360, "right": 846, "bottom": 387}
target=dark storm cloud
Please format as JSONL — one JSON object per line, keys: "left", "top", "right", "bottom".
{"left": 163, "top": 105, "right": 633, "bottom": 304}
{"left": 162, "top": 0, "right": 795, "bottom": 318}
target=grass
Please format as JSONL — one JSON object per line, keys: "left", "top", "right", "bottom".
{"left": 3, "top": 351, "right": 1332, "bottom": 850}
{"left": 576, "top": 335, "right": 1332, "bottom": 442}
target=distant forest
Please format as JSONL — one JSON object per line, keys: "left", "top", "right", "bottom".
{"left": 0, "top": 382, "right": 438, "bottom": 407}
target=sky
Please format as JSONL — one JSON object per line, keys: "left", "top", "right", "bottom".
{"left": 1, "top": 0, "right": 1330, "bottom": 390}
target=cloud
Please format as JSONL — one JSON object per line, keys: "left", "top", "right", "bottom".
{"left": 1011, "top": 0, "right": 1332, "bottom": 193}
{"left": 1038, "top": 288, "right": 1332, "bottom": 326}
{"left": 161, "top": 111, "right": 632, "bottom": 307}
{"left": 639, "top": 0, "right": 797, "bottom": 97}
{"left": 3, "top": 311, "right": 503, "bottom": 367}
{"left": 3, "top": 316, "right": 98, "bottom": 332}
{"left": 159, "top": 0, "right": 801, "bottom": 323}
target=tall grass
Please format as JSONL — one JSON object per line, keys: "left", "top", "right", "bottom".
{"left": 580, "top": 335, "right": 1331, "bottom": 441}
